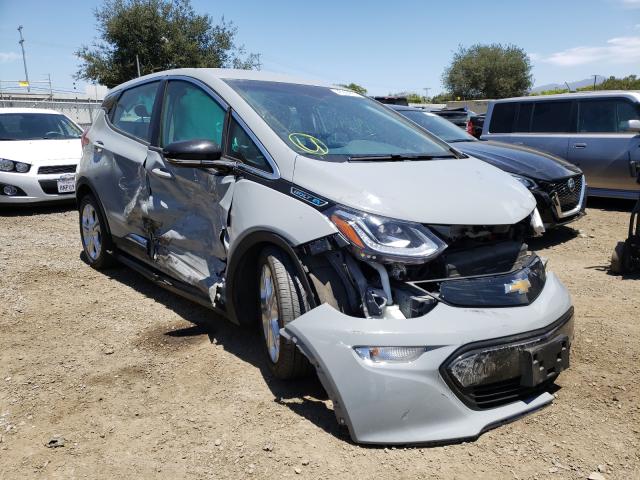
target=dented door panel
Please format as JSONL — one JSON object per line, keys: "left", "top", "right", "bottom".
{"left": 142, "top": 149, "right": 233, "bottom": 300}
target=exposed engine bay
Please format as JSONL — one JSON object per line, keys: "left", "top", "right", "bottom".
{"left": 299, "top": 214, "right": 545, "bottom": 320}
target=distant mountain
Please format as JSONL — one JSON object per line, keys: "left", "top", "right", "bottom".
{"left": 530, "top": 75, "right": 606, "bottom": 93}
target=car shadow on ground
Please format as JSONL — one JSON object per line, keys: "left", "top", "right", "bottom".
{"left": 80, "top": 252, "right": 348, "bottom": 441}
{"left": 0, "top": 201, "right": 76, "bottom": 217}
{"left": 586, "top": 196, "right": 636, "bottom": 213}
{"left": 528, "top": 225, "right": 579, "bottom": 250}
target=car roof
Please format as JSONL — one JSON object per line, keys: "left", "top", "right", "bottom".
{"left": 493, "top": 90, "right": 640, "bottom": 103}
{"left": 0, "top": 108, "right": 65, "bottom": 115}
{"left": 389, "top": 105, "right": 438, "bottom": 115}
{"left": 111, "top": 68, "right": 335, "bottom": 94}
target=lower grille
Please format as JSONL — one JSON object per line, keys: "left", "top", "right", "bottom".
{"left": 38, "top": 179, "right": 74, "bottom": 195}
{"left": 463, "top": 377, "right": 553, "bottom": 410}
{"left": 542, "top": 175, "right": 583, "bottom": 212}
{"left": 38, "top": 165, "right": 77, "bottom": 174}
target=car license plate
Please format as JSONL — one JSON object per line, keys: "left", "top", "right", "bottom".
{"left": 57, "top": 174, "right": 76, "bottom": 193}
{"left": 520, "top": 335, "right": 570, "bottom": 387}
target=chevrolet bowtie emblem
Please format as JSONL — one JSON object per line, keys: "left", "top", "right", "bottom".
{"left": 504, "top": 278, "right": 532, "bottom": 295}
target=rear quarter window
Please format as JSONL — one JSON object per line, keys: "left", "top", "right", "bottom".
{"left": 111, "top": 81, "right": 160, "bottom": 142}
{"left": 489, "top": 103, "right": 517, "bottom": 133}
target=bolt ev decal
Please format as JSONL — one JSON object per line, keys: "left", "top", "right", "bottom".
{"left": 290, "top": 187, "right": 328, "bottom": 207}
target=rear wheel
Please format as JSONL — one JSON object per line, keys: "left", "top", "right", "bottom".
{"left": 258, "top": 247, "right": 312, "bottom": 379}
{"left": 79, "top": 194, "right": 115, "bottom": 270}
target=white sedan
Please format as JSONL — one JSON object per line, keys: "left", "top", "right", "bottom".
{"left": 0, "top": 108, "right": 83, "bottom": 204}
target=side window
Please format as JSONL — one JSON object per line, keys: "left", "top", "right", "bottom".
{"left": 226, "top": 116, "right": 271, "bottom": 173}
{"left": 578, "top": 100, "right": 617, "bottom": 133}
{"left": 531, "top": 101, "right": 572, "bottom": 133}
{"left": 161, "top": 81, "right": 225, "bottom": 147}
{"left": 617, "top": 100, "right": 640, "bottom": 131}
{"left": 514, "top": 102, "right": 533, "bottom": 132}
{"left": 489, "top": 103, "right": 516, "bottom": 133}
{"left": 111, "top": 82, "right": 159, "bottom": 142}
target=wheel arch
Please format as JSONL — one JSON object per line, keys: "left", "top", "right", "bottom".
{"left": 225, "top": 230, "right": 317, "bottom": 327}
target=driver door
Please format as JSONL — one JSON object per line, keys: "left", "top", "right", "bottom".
{"left": 144, "top": 79, "right": 232, "bottom": 300}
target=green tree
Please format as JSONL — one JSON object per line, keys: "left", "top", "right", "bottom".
{"left": 578, "top": 75, "right": 640, "bottom": 91}
{"left": 338, "top": 83, "right": 368, "bottom": 95}
{"left": 76, "top": 0, "right": 260, "bottom": 88}
{"left": 442, "top": 44, "right": 532, "bottom": 99}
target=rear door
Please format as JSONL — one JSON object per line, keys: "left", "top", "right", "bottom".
{"left": 143, "top": 78, "right": 232, "bottom": 297}
{"left": 93, "top": 80, "right": 161, "bottom": 240}
{"left": 485, "top": 100, "right": 573, "bottom": 160}
{"left": 569, "top": 97, "right": 640, "bottom": 194}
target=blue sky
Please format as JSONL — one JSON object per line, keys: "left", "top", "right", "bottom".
{"left": 1, "top": 0, "right": 639, "bottom": 97}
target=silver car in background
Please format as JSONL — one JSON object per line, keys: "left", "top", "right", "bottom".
{"left": 482, "top": 91, "right": 640, "bottom": 199}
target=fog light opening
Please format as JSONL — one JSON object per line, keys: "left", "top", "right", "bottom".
{"left": 3, "top": 185, "right": 18, "bottom": 196}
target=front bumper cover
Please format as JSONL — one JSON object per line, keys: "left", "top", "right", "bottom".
{"left": 283, "top": 272, "right": 572, "bottom": 445}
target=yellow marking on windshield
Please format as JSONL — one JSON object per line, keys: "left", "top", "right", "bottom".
{"left": 288, "top": 133, "right": 329, "bottom": 155}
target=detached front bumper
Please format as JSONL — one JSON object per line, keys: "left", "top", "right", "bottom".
{"left": 283, "top": 272, "right": 573, "bottom": 445}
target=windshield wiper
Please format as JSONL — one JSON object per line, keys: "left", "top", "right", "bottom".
{"left": 348, "top": 153, "right": 455, "bottom": 162}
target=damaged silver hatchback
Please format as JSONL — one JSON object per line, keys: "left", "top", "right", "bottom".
{"left": 76, "top": 69, "right": 574, "bottom": 445}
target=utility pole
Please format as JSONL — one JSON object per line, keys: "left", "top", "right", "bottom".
{"left": 17, "top": 25, "right": 30, "bottom": 92}
{"left": 136, "top": 55, "right": 141, "bottom": 77}
{"left": 423, "top": 87, "right": 431, "bottom": 102}
{"left": 47, "top": 74, "right": 53, "bottom": 99}
{"left": 592, "top": 74, "right": 598, "bottom": 91}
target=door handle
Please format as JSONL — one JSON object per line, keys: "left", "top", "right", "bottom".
{"left": 151, "top": 167, "right": 173, "bottom": 179}
{"left": 630, "top": 160, "right": 640, "bottom": 178}
{"left": 573, "top": 143, "right": 587, "bottom": 149}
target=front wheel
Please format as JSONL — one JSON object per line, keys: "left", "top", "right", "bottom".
{"left": 258, "top": 247, "right": 312, "bottom": 379}
{"left": 79, "top": 194, "right": 115, "bottom": 269}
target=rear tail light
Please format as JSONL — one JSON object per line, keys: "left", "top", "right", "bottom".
{"left": 466, "top": 120, "right": 474, "bottom": 135}
{"left": 81, "top": 129, "right": 90, "bottom": 147}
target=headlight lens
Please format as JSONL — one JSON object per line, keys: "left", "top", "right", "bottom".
{"left": 354, "top": 346, "right": 426, "bottom": 363}
{"left": 14, "top": 162, "right": 30, "bottom": 173}
{"left": 510, "top": 174, "right": 538, "bottom": 189}
{"left": 0, "top": 158, "right": 14, "bottom": 172}
{"left": 0, "top": 158, "right": 30, "bottom": 173}
{"left": 327, "top": 206, "right": 447, "bottom": 264}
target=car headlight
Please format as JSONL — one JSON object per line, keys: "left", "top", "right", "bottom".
{"left": 327, "top": 206, "right": 447, "bottom": 264}
{"left": 354, "top": 346, "right": 426, "bottom": 363}
{"left": 0, "top": 158, "right": 30, "bottom": 173}
{"left": 510, "top": 174, "right": 537, "bottom": 189}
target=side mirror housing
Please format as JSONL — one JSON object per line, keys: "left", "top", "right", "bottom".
{"left": 623, "top": 119, "right": 640, "bottom": 133}
{"left": 163, "top": 140, "right": 233, "bottom": 171}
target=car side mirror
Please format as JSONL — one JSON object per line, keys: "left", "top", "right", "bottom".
{"left": 623, "top": 119, "right": 640, "bottom": 133}
{"left": 163, "top": 140, "right": 234, "bottom": 172}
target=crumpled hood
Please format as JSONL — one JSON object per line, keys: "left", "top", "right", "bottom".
{"left": 456, "top": 141, "right": 581, "bottom": 181}
{"left": 0, "top": 139, "right": 82, "bottom": 164}
{"left": 292, "top": 155, "right": 537, "bottom": 225}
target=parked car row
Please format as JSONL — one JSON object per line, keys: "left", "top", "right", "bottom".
{"left": 482, "top": 91, "right": 640, "bottom": 200}
{"left": 391, "top": 105, "right": 585, "bottom": 228}
{"left": 72, "top": 69, "right": 573, "bottom": 445}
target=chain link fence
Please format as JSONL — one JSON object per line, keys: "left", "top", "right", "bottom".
{"left": 0, "top": 98, "right": 102, "bottom": 127}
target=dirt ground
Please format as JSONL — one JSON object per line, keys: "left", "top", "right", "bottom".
{"left": 0, "top": 198, "right": 638, "bottom": 480}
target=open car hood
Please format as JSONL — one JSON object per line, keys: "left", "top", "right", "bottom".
{"left": 292, "top": 155, "right": 536, "bottom": 225}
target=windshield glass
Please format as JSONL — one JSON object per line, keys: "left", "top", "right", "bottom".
{"left": 224, "top": 80, "right": 454, "bottom": 160}
{"left": 0, "top": 113, "right": 82, "bottom": 140}
{"left": 399, "top": 110, "right": 475, "bottom": 143}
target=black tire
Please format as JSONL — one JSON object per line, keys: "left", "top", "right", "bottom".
{"left": 79, "top": 194, "right": 116, "bottom": 270}
{"left": 257, "top": 246, "right": 312, "bottom": 379}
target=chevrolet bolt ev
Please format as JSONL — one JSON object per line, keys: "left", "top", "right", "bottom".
{"left": 76, "top": 69, "right": 574, "bottom": 445}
